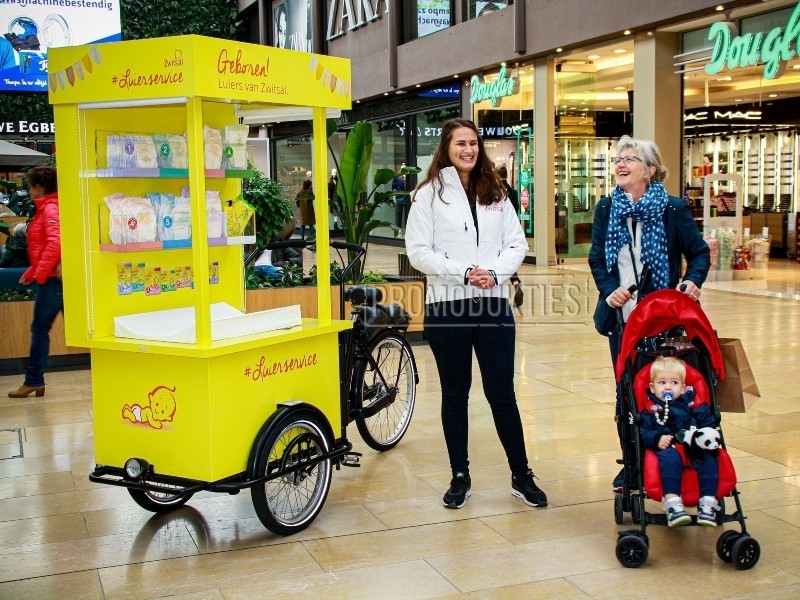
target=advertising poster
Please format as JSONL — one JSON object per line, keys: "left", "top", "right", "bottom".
{"left": 273, "top": 0, "right": 312, "bottom": 52}
{"left": 0, "top": 1, "right": 121, "bottom": 93}
{"left": 417, "top": 1, "right": 450, "bottom": 38}
{"left": 473, "top": 1, "right": 509, "bottom": 19}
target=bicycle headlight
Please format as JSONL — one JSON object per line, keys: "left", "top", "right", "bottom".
{"left": 124, "top": 457, "right": 150, "bottom": 479}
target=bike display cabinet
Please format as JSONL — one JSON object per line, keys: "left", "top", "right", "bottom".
{"left": 49, "top": 37, "right": 355, "bottom": 524}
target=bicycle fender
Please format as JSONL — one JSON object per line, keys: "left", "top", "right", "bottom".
{"left": 245, "top": 402, "right": 336, "bottom": 478}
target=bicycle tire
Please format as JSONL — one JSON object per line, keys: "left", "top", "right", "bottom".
{"left": 250, "top": 410, "right": 333, "bottom": 535}
{"left": 353, "top": 332, "right": 417, "bottom": 451}
{"left": 128, "top": 483, "right": 193, "bottom": 513}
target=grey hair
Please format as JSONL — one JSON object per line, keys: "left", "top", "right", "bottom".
{"left": 616, "top": 135, "right": 668, "bottom": 182}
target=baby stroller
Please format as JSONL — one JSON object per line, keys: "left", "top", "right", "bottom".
{"left": 613, "top": 289, "right": 760, "bottom": 569}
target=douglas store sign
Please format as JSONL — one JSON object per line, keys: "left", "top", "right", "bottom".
{"left": 0, "top": 120, "right": 55, "bottom": 134}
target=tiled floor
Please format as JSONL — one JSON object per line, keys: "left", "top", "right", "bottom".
{"left": 1, "top": 247, "right": 800, "bottom": 599}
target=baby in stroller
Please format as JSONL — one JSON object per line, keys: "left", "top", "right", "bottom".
{"left": 640, "top": 356, "right": 720, "bottom": 527}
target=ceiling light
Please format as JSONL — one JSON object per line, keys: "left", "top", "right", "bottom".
{"left": 734, "top": 98, "right": 742, "bottom": 102}
{"left": 588, "top": 54, "right": 600, "bottom": 60}
{"left": 556, "top": 47, "right": 563, "bottom": 52}
{"left": 623, "top": 30, "right": 631, "bottom": 35}
{"left": 716, "top": 5, "right": 724, "bottom": 11}
{"left": 605, "top": 107, "right": 613, "bottom": 110}
{"left": 613, "top": 48, "right": 626, "bottom": 54}
{"left": 769, "top": 93, "right": 778, "bottom": 97}
{"left": 613, "top": 86, "right": 625, "bottom": 90}
{"left": 793, "top": 64, "right": 800, "bottom": 70}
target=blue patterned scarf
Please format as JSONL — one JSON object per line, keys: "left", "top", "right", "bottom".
{"left": 605, "top": 181, "right": 670, "bottom": 290}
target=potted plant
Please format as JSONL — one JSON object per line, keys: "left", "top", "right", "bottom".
{"left": 241, "top": 165, "right": 295, "bottom": 247}
{"left": 327, "top": 120, "right": 420, "bottom": 282}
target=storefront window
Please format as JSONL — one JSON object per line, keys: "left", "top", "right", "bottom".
{"left": 372, "top": 119, "right": 408, "bottom": 235}
{"left": 471, "top": 63, "right": 533, "bottom": 236}
{"left": 470, "top": 1, "right": 509, "bottom": 19}
{"left": 414, "top": 1, "right": 453, "bottom": 39}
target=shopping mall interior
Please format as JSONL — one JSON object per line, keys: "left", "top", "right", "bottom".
{"left": 1, "top": 242, "right": 800, "bottom": 598}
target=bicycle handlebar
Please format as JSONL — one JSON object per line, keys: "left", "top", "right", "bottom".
{"left": 330, "top": 240, "right": 365, "bottom": 253}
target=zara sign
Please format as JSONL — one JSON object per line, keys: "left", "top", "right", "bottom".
{"left": 326, "top": 0, "right": 388, "bottom": 41}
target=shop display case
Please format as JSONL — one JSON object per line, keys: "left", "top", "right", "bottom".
{"left": 554, "top": 137, "right": 613, "bottom": 257}
{"left": 49, "top": 36, "right": 352, "bottom": 480}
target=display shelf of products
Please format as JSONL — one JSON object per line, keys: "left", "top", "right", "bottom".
{"left": 95, "top": 168, "right": 256, "bottom": 179}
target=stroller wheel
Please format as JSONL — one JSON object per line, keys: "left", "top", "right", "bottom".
{"left": 614, "top": 493, "right": 624, "bottom": 524}
{"left": 616, "top": 533, "right": 648, "bottom": 568}
{"left": 732, "top": 535, "right": 760, "bottom": 570}
{"left": 716, "top": 530, "right": 740, "bottom": 563}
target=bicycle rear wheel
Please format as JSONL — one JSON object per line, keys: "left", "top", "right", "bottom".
{"left": 353, "top": 332, "right": 417, "bottom": 451}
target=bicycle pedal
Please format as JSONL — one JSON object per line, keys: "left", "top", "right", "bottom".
{"left": 339, "top": 452, "right": 362, "bottom": 468}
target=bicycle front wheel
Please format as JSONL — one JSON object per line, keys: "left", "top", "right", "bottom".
{"left": 353, "top": 332, "right": 417, "bottom": 451}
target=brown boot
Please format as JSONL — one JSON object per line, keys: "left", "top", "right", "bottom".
{"left": 8, "top": 385, "right": 45, "bottom": 398}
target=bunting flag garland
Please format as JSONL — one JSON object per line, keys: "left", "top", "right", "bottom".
{"left": 308, "top": 55, "right": 350, "bottom": 99}
{"left": 50, "top": 46, "right": 102, "bottom": 92}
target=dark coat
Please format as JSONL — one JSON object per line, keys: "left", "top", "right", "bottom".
{"left": 296, "top": 189, "right": 315, "bottom": 226}
{"left": 588, "top": 194, "right": 710, "bottom": 335}
{"left": 501, "top": 181, "right": 519, "bottom": 213}
{"left": 639, "top": 387, "right": 716, "bottom": 450}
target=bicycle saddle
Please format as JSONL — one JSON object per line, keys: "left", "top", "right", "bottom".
{"left": 345, "top": 286, "right": 383, "bottom": 306}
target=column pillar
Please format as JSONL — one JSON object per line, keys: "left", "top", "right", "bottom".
{"left": 534, "top": 57, "right": 556, "bottom": 265}
{"left": 633, "top": 32, "right": 682, "bottom": 196}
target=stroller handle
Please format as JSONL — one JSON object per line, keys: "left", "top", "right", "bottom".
{"left": 615, "top": 284, "right": 638, "bottom": 330}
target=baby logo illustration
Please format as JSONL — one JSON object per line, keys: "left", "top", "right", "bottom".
{"left": 122, "top": 385, "right": 177, "bottom": 429}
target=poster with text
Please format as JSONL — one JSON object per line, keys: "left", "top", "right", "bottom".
{"left": 417, "top": 1, "right": 450, "bottom": 38}
{"left": 0, "top": 0, "right": 121, "bottom": 93}
{"left": 273, "top": 0, "right": 312, "bottom": 52}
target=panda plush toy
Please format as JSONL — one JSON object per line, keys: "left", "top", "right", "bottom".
{"left": 677, "top": 426, "right": 720, "bottom": 462}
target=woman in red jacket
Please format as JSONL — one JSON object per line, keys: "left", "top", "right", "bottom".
{"left": 8, "top": 167, "right": 62, "bottom": 398}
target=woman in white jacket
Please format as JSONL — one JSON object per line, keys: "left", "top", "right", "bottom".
{"left": 405, "top": 118, "right": 547, "bottom": 509}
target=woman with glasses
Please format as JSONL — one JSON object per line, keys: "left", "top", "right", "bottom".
{"left": 588, "top": 135, "right": 710, "bottom": 493}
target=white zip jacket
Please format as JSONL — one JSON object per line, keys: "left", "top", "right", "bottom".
{"left": 405, "top": 166, "right": 528, "bottom": 303}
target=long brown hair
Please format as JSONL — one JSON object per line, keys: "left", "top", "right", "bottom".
{"left": 415, "top": 118, "right": 503, "bottom": 205}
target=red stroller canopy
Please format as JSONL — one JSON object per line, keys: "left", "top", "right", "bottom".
{"left": 614, "top": 289, "right": 725, "bottom": 381}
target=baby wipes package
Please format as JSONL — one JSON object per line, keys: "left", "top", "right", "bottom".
{"left": 224, "top": 196, "right": 255, "bottom": 237}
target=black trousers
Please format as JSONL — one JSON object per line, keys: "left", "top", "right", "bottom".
{"left": 424, "top": 297, "right": 529, "bottom": 475}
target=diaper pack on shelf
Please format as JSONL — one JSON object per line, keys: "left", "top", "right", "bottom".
{"left": 104, "top": 124, "right": 249, "bottom": 171}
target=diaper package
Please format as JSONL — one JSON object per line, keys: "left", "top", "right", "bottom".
{"left": 104, "top": 192, "right": 158, "bottom": 244}
{"left": 222, "top": 144, "right": 248, "bottom": 169}
{"left": 133, "top": 135, "right": 158, "bottom": 168}
{"left": 222, "top": 124, "right": 249, "bottom": 145}
{"left": 205, "top": 190, "right": 226, "bottom": 238}
{"left": 148, "top": 192, "right": 191, "bottom": 241}
{"left": 204, "top": 125, "right": 223, "bottom": 170}
{"left": 221, "top": 125, "right": 249, "bottom": 169}
{"left": 153, "top": 134, "right": 188, "bottom": 169}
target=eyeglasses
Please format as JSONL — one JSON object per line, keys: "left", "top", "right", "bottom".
{"left": 612, "top": 155, "right": 643, "bottom": 166}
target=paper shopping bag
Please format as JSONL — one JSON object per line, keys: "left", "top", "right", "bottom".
{"left": 715, "top": 338, "right": 760, "bottom": 413}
